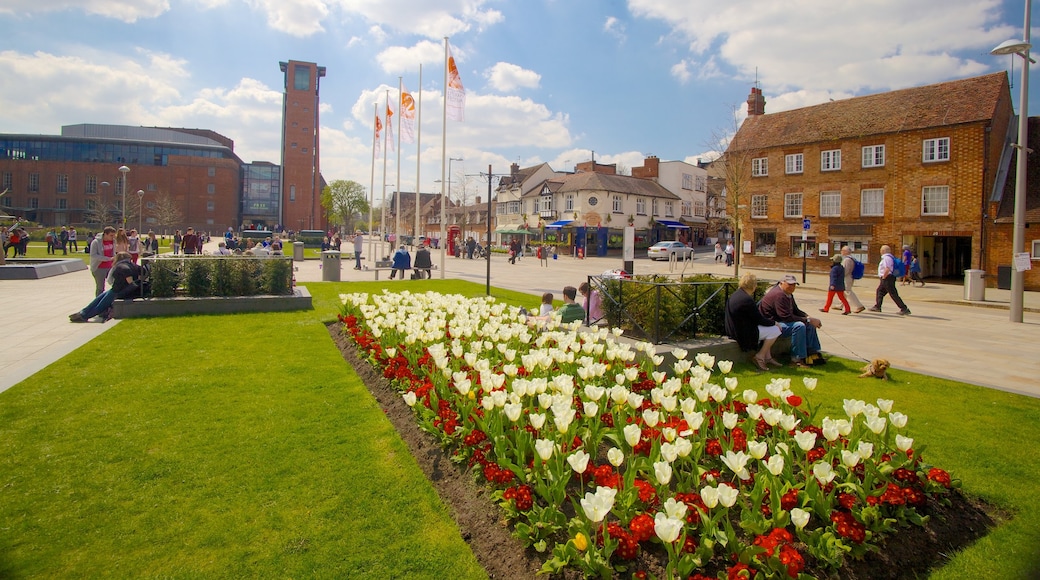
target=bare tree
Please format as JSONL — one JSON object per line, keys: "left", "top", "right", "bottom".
{"left": 150, "top": 190, "right": 183, "bottom": 236}
{"left": 83, "top": 199, "right": 115, "bottom": 227}
{"left": 706, "top": 107, "right": 762, "bottom": 278}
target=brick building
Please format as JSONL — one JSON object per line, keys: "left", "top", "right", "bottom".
{"left": 278, "top": 60, "right": 327, "bottom": 232}
{"left": 0, "top": 124, "right": 243, "bottom": 234}
{"left": 724, "top": 73, "right": 1032, "bottom": 288}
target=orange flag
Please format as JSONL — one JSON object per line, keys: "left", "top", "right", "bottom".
{"left": 385, "top": 102, "right": 395, "bottom": 153}
{"left": 374, "top": 112, "right": 382, "bottom": 159}
{"left": 400, "top": 85, "right": 416, "bottom": 144}
{"left": 446, "top": 44, "right": 465, "bottom": 122}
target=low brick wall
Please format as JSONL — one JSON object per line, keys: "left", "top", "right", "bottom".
{"left": 112, "top": 286, "right": 312, "bottom": 319}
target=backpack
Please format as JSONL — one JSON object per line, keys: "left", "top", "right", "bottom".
{"left": 892, "top": 257, "right": 905, "bottom": 278}
{"left": 851, "top": 259, "right": 865, "bottom": 280}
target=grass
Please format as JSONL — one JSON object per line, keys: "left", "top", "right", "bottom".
{"left": 1, "top": 279, "right": 1039, "bottom": 578}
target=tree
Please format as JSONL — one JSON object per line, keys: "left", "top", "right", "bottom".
{"left": 150, "top": 190, "right": 183, "bottom": 235}
{"left": 707, "top": 105, "right": 763, "bottom": 278}
{"left": 83, "top": 199, "right": 115, "bottom": 227}
{"left": 321, "top": 180, "right": 370, "bottom": 233}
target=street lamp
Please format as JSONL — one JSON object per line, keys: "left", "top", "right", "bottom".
{"left": 118, "top": 165, "right": 130, "bottom": 228}
{"left": 137, "top": 189, "right": 145, "bottom": 234}
{"left": 991, "top": 1, "right": 1031, "bottom": 324}
{"left": 448, "top": 157, "right": 463, "bottom": 202}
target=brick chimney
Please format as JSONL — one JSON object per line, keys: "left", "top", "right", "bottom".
{"left": 510, "top": 162, "right": 519, "bottom": 177}
{"left": 746, "top": 87, "right": 766, "bottom": 116}
{"left": 632, "top": 155, "right": 660, "bottom": 180}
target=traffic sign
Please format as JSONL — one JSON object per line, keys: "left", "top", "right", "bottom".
{"left": 802, "top": 218, "right": 811, "bottom": 230}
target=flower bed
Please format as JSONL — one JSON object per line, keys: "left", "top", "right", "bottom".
{"left": 337, "top": 290, "right": 962, "bottom": 579}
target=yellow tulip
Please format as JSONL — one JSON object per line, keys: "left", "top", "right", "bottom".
{"left": 573, "top": 533, "right": 588, "bottom": 551}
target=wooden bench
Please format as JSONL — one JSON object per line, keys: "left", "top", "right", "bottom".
{"left": 367, "top": 265, "right": 438, "bottom": 280}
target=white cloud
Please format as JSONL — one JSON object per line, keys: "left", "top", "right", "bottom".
{"left": 485, "top": 62, "right": 540, "bottom": 92}
{"left": 604, "top": 16, "right": 626, "bottom": 42}
{"left": 248, "top": 0, "right": 329, "bottom": 36}
{"left": 0, "top": 0, "right": 170, "bottom": 22}
{"left": 628, "top": 0, "right": 1015, "bottom": 99}
{"left": 334, "top": 0, "right": 502, "bottom": 38}
{"left": 375, "top": 40, "right": 446, "bottom": 74}
{"left": 670, "top": 59, "right": 690, "bottom": 83}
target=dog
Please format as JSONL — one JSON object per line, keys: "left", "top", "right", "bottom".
{"left": 858, "top": 358, "right": 890, "bottom": 380}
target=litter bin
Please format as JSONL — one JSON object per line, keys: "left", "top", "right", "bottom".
{"left": 293, "top": 241, "right": 304, "bottom": 262}
{"left": 997, "top": 265, "right": 1012, "bottom": 290}
{"left": 321, "top": 250, "right": 341, "bottom": 281}
{"left": 964, "top": 269, "right": 985, "bottom": 301}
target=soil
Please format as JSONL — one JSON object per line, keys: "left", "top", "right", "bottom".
{"left": 328, "top": 323, "right": 1000, "bottom": 580}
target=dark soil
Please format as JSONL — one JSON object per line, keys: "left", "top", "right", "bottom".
{"left": 328, "top": 323, "right": 1001, "bottom": 579}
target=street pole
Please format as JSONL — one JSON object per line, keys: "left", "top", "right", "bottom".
{"left": 137, "top": 190, "right": 145, "bottom": 234}
{"left": 118, "top": 165, "right": 130, "bottom": 228}
{"left": 486, "top": 164, "right": 492, "bottom": 296}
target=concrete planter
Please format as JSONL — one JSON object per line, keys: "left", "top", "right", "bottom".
{"left": 112, "top": 286, "right": 312, "bottom": 319}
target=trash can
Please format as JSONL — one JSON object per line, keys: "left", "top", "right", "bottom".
{"left": 997, "top": 265, "right": 1012, "bottom": 290}
{"left": 293, "top": 241, "right": 304, "bottom": 262}
{"left": 321, "top": 250, "right": 341, "bottom": 281}
{"left": 964, "top": 269, "right": 985, "bottom": 301}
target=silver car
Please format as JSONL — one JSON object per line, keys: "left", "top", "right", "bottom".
{"left": 647, "top": 241, "right": 694, "bottom": 261}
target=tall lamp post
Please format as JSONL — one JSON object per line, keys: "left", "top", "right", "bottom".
{"left": 118, "top": 165, "right": 130, "bottom": 228}
{"left": 448, "top": 157, "right": 463, "bottom": 202}
{"left": 137, "top": 189, "right": 145, "bottom": 234}
{"left": 991, "top": 1, "right": 1032, "bottom": 324}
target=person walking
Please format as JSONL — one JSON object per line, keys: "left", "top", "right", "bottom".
{"left": 714, "top": 241, "right": 723, "bottom": 262}
{"left": 68, "top": 226, "right": 78, "bottom": 252}
{"left": 172, "top": 229, "right": 182, "bottom": 255}
{"left": 900, "top": 245, "right": 913, "bottom": 285}
{"left": 819, "top": 254, "right": 852, "bottom": 314}
{"left": 839, "top": 246, "right": 866, "bottom": 313}
{"left": 127, "top": 229, "right": 141, "bottom": 264}
{"left": 353, "top": 230, "right": 364, "bottom": 270}
{"left": 724, "top": 240, "right": 734, "bottom": 266}
{"left": 869, "top": 244, "right": 911, "bottom": 315}
{"left": 909, "top": 254, "right": 924, "bottom": 286}
{"left": 45, "top": 228, "right": 56, "bottom": 255}
{"left": 181, "top": 228, "right": 198, "bottom": 255}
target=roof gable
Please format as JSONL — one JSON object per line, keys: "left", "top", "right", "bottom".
{"left": 731, "top": 73, "right": 1010, "bottom": 151}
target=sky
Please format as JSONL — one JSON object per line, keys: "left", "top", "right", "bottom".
{"left": 0, "top": 0, "right": 1035, "bottom": 202}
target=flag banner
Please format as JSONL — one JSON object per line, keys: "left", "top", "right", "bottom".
{"left": 400, "top": 86, "right": 416, "bottom": 144}
{"left": 447, "top": 45, "right": 465, "bottom": 122}
{"left": 374, "top": 113, "right": 382, "bottom": 159}
{"left": 385, "top": 103, "right": 395, "bottom": 153}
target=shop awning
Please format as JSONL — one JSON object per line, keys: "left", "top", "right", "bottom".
{"left": 545, "top": 220, "right": 574, "bottom": 228}
{"left": 656, "top": 219, "right": 690, "bottom": 229}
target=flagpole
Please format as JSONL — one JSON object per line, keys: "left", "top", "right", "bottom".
{"left": 382, "top": 90, "right": 390, "bottom": 260}
{"left": 368, "top": 102, "right": 377, "bottom": 266}
{"left": 395, "top": 78, "right": 403, "bottom": 250}
{"left": 415, "top": 65, "right": 422, "bottom": 246}
{"left": 439, "top": 37, "right": 448, "bottom": 278}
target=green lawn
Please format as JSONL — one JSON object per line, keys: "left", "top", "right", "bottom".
{"left": 1, "top": 280, "right": 1038, "bottom": 578}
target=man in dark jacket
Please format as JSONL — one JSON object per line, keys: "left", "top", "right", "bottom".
{"left": 413, "top": 244, "right": 433, "bottom": 279}
{"left": 69, "top": 252, "right": 141, "bottom": 322}
{"left": 758, "top": 275, "right": 823, "bottom": 368}
{"left": 724, "top": 273, "right": 782, "bottom": 371}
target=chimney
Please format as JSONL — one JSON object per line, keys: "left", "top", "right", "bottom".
{"left": 510, "top": 162, "right": 519, "bottom": 177}
{"left": 632, "top": 155, "right": 659, "bottom": 179}
{"left": 746, "top": 87, "right": 766, "bottom": 116}
{"left": 475, "top": 196, "right": 481, "bottom": 205}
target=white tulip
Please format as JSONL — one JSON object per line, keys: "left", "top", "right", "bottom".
{"left": 695, "top": 353, "right": 715, "bottom": 369}
{"left": 779, "top": 414, "right": 801, "bottom": 432}
{"left": 503, "top": 402, "right": 522, "bottom": 422}
{"left": 624, "top": 424, "right": 642, "bottom": 447}
{"left": 865, "top": 416, "right": 887, "bottom": 434}
{"left": 583, "top": 401, "right": 599, "bottom": 419}
{"left": 567, "top": 450, "right": 591, "bottom": 474}
{"left": 654, "top": 513, "right": 684, "bottom": 543}
{"left": 653, "top": 460, "right": 672, "bottom": 485}
{"left": 534, "top": 439, "right": 554, "bottom": 461}
{"left": 683, "top": 411, "right": 704, "bottom": 432}
{"left": 607, "top": 447, "right": 625, "bottom": 467}
{"left": 718, "top": 360, "right": 733, "bottom": 374}
{"left": 722, "top": 412, "right": 739, "bottom": 430}
{"left": 843, "top": 399, "right": 866, "bottom": 418}
{"left": 747, "top": 440, "right": 768, "bottom": 460}
{"left": 764, "top": 455, "right": 785, "bottom": 476}
{"left": 674, "top": 437, "right": 693, "bottom": 457}
{"left": 791, "top": 507, "right": 810, "bottom": 529}
{"left": 701, "top": 485, "right": 720, "bottom": 508}
{"left": 896, "top": 434, "right": 914, "bottom": 452}
{"left": 794, "top": 430, "right": 817, "bottom": 451}
{"left": 583, "top": 385, "right": 605, "bottom": 401}
{"left": 662, "top": 497, "right": 688, "bottom": 520}
{"left": 718, "top": 485, "right": 740, "bottom": 507}
{"left": 724, "top": 377, "right": 739, "bottom": 391}
{"left": 642, "top": 409, "right": 661, "bottom": 428}
{"left": 841, "top": 449, "right": 861, "bottom": 468}
{"left": 580, "top": 486, "right": 617, "bottom": 522}
{"left": 813, "top": 462, "right": 836, "bottom": 485}
{"left": 876, "top": 398, "right": 894, "bottom": 413}
{"left": 857, "top": 441, "right": 874, "bottom": 460}
{"left": 889, "top": 411, "right": 908, "bottom": 428}
{"left": 627, "top": 392, "right": 644, "bottom": 410}
{"left": 743, "top": 390, "right": 759, "bottom": 404}
{"left": 802, "top": 377, "right": 818, "bottom": 391}
{"left": 529, "top": 413, "right": 546, "bottom": 430}
{"left": 402, "top": 392, "right": 417, "bottom": 407}
{"left": 721, "top": 450, "right": 751, "bottom": 480}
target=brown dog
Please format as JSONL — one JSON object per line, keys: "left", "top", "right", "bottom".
{"left": 859, "top": 359, "right": 890, "bottom": 380}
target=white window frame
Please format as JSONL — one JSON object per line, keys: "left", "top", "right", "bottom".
{"left": 821, "top": 149, "right": 841, "bottom": 171}
{"left": 862, "top": 145, "right": 885, "bottom": 168}
{"left": 651, "top": 198, "right": 658, "bottom": 217}
{"left": 664, "top": 201, "right": 674, "bottom": 217}
{"left": 612, "top": 194, "right": 623, "bottom": 213}
{"left": 635, "top": 197, "right": 646, "bottom": 215}
{"left": 923, "top": 137, "right": 950, "bottom": 162}
{"left": 784, "top": 192, "right": 803, "bottom": 218}
{"left": 565, "top": 193, "right": 574, "bottom": 211}
{"left": 752, "top": 157, "right": 768, "bottom": 177}
{"left": 1032, "top": 239, "right": 1040, "bottom": 259}
{"left": 860, "top": 188, "right": 885, "bottom": 216}
{"left": 921, "top": 185, "right": 950, "bottom": 216}
{"left": 682, "top": 173, "right": 693, "bottom": 190}
{"left": 681, "top": 201, "right": 692, "bottom": 217}
{"left": 785, "top": 154, "right": 804, "bottom": 174}
{"left": 819, "top": 191, "right": 841, "bottom": 217}
{"left": 751, "top": 194, "right": 768, "bottom": 218}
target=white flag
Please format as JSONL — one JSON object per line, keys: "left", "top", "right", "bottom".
{"left": 400, "top": 85, "right": 416, "bottom": 144}
{"left": 385, "top": 103, "right": 395, "bottom": 153}
{"left": 373, "top": 112, "right": 382, "bottom": 159}
{"left": 446, "top": 45, "right": 465, "bottom": 122}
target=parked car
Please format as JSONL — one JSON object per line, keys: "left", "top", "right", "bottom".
{"left": 647, "top": 241, "right": 694, "bottom": 261}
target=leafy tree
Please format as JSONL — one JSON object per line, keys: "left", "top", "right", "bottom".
{"left": 321, "top": 180, "right": 370, "bottom": 233}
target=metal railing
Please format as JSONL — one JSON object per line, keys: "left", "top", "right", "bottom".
{"left": 587, "top": 273, "right": 743, "bottom": 344}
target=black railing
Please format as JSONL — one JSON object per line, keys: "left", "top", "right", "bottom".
{"left": 587, "top": 274, "right": 747, "bottom": 344}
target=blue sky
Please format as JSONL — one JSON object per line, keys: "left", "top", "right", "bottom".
{"left": 0, "top": 0, "right": 1035, "bottom": 201}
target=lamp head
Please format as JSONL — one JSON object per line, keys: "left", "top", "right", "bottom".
{"left": 991, "top": 39, "right": 1032, "bottom": 56}
{"left": 118, "top": 165, "right": 130, "bottom": 173}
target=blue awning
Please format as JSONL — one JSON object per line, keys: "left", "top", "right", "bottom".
{"left": 656, "top": 219, "right": 690, "bottom": 229}
{"left": 545, "top": 220, "right": 574, "bottom": 228}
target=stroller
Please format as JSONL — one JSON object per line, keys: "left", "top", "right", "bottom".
{"left": 473, "top": 243, "right": 488, "bottom": 259}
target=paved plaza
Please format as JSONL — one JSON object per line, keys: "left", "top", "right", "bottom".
{"left": 3, "top": 238, "right": 1038, "bottom": 398}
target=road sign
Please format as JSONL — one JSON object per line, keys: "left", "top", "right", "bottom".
{"left": 802, "top": 218, "right": 811, "bottom": 230}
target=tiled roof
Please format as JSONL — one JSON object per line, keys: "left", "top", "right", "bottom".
{"left": 525, "top": 171, "right": 680, "bottom": 199}
{"left": 731, "top": 73, "right": 1009, "bottom": 151}
{"left": 994, "top": 117, "right": 1040, "bottom": 225}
